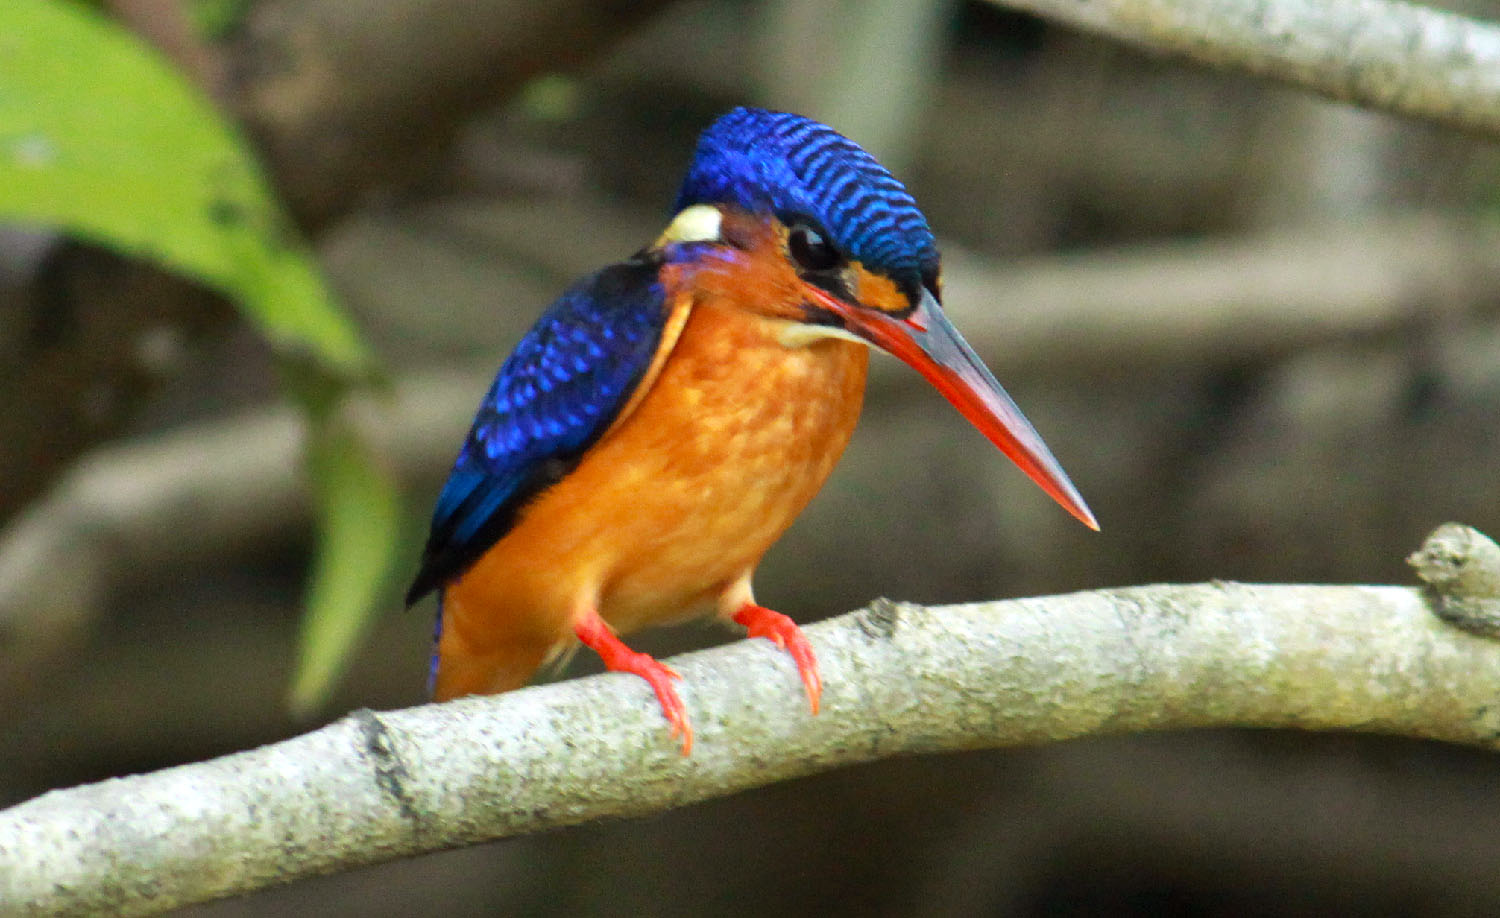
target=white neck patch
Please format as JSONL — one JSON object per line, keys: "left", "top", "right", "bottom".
{"left": 658, "top": 205, "right": 723, "bottom": 245}
{"left": 774, "top": 320, "right": 869, "bottom": 349}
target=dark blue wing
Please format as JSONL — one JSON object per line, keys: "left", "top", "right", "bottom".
{"left": 405, "top": 258, "right": 669, "bottom": 604}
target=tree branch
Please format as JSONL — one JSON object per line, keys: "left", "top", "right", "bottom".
{"left": 6, "top": 546, "right": 1500, "bottom": 915}
{"left": 988, "top": 0, "right": 1500, "bottom": 138}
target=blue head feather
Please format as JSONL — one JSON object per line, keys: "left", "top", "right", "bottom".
{"left": 674, "top": 107, "right": 939, "bottom": 291}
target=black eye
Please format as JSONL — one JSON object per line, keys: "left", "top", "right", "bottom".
{"left": 788, "top": 223, "right": 841, "bottom": 272}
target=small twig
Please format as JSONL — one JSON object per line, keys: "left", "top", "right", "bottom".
{"left": 1408, "top": 523, "right": 1500, "bottom": 637}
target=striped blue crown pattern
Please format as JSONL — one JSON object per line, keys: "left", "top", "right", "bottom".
{"left": 674, "top": 107, "right": 939, "bottom": 288}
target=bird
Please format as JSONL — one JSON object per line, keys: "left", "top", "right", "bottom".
{"left": 406, "top": 107, "right": 1097, "bottom": 754}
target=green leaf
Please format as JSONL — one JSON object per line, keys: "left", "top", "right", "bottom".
{"left": 0, "top": 0, "right": 395, "bottom": 708}
{"left": 292, "top": 419, "right": 402, "bottom": 717}
{"left": 0, "top": 0, "right": 370, "bottom": 376}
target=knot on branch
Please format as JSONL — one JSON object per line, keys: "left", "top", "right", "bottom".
{"left": 351, "top": 708, "right": 422, "bottom": 828}
{"left": 1407, "top": 523, "right": 1500, "bottom": 638}
{"left": 857, "top": 597, "right": 904, "bottom": 640}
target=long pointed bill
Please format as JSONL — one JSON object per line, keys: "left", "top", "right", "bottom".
{"left": 810, "top": 285, "right": 1099, "bottom": 531}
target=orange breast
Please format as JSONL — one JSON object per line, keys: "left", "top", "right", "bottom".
{"left": 443, "top": 297, "right": 869, "bottom": 658}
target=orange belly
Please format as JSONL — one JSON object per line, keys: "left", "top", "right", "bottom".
{"left": 436, "top": 299, "right": 869, "bottom": 697}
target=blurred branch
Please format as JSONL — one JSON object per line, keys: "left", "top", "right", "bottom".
{"left": 942, "top": 212, "right": 1500, "bottom": 376}
{"left": 988, "top": 0, "right": 1500, "bottom": 138}
{"left": 228, "top": 0, "right": 675, "bottom": 229}
{"left": 756, "top": 0, "right": 956, "bottom": 170}
{"left": 0, "top": 372, "right": 477, "bottom": 700}
{"left": 6, "top": 525, "right": 1500, "bottom": 915}
{"left": 441, "top": 200, "right": 1500, "bottom": 376}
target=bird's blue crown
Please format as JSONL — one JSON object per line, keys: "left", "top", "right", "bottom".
{"left": 674, "top": 107, "right": 939, "bottom": 289}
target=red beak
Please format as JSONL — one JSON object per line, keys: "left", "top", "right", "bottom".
{"left": 809, "top": 285, "right": 1099, "bottom": 531}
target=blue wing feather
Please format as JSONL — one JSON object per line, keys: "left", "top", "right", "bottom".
{"left": 405, "top": 258, "right": 669, "bottom": 604}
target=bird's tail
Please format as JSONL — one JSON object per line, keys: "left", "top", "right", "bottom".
{"left": 429, "top": 589, "right": 552, "bottom": 702}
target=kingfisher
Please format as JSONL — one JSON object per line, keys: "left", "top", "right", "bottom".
{"left": 407, "top": 107, "right": 1097, "bottom": 753}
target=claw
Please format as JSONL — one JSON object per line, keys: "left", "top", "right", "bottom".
{"left": 575, "top": 611, "right": 693, "bottom": 755}
{"left": 733, "top": 603, "right": 822, "bottom": 714}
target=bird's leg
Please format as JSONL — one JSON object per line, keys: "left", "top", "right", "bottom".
{"left": 732, "top": 603, "right": 822, "bottom": 715}
{"left": 573, "top": 609, "right": 692, "bottom": 755}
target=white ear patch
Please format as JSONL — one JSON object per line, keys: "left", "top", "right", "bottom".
{"left": 658, "top": 205, "right": 723, "bottom": 244}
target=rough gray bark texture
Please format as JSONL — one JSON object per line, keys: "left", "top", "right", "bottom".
{"left": 989, "top": 0, "right": 1500, "bottom": 137}
{"left": 5, "top": 539, "right": 1500, "bottom": 916}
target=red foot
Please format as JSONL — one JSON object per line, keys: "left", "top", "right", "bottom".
{"left": 574, "top": 611, "right": 693, "bottom": 755}
{"left": 733, "top": 603, "right": 822, "bottom": 714}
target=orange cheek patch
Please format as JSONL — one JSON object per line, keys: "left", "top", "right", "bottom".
{"left": 850, "top": 264, "right": 911, "bottom": 315}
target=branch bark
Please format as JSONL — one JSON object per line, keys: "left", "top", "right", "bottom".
{"left": 987, "top": 0, "right": 1500, "bottom": 138}
{"left": 5, "top": 565, "right": 1500, "bottom": 916}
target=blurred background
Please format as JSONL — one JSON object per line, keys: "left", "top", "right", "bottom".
{"left": 5, "top": 0, "right": 1500, "bottom": 914}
